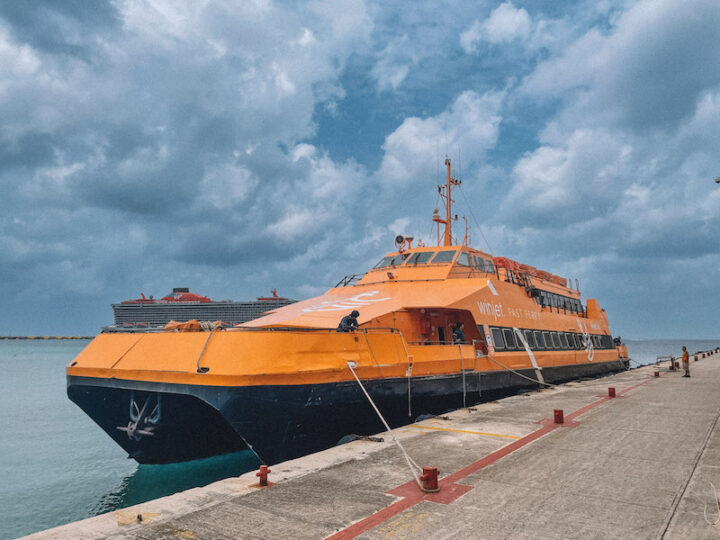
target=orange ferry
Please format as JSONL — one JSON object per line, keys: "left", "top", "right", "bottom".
{"left": 67, "top": 159, "right": 629, "bottom": 465}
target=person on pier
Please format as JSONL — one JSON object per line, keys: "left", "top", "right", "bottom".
{"left": 682, "top": 346, "right": 690, "bottom": 377}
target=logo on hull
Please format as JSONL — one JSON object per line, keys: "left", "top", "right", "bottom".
{"left": 302, "top": 291, "right": 392, "bottom": 312}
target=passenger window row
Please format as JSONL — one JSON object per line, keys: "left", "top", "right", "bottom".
{"left": 489, "top": 326, "right": 614, "bottom": 352}
{"left": 531, "top": 289, "right": 583, "bottom": 314}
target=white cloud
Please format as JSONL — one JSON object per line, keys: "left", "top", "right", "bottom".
{"left": 521, "top": 0, "right": 720, "bottom": 131}
{"left": 377, "top": 90, "right": 504, "bottom": 184}
{"left": 460, "top": 2, "right": 531, "bottom": 53}
{"left": 371, "top": 35, "right": 415, "bottom": 92}
{"left": 197, "top": 163, "right": 256, "bottom": 210}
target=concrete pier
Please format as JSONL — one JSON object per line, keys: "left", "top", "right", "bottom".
{"left": 26, "top": 349, "right": 720, "bottom": 539}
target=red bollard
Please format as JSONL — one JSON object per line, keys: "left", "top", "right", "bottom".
{"left": 420, "top": 466, "right": 440, "bottom": 493}
{"left": 674, "top": 361, "right": 680, "bottom": 368}
{"left": 608, "top": 387, "right": 616, "bottom": 398}
{"left": 256, "top": 465, "right": 271, "bottom": 487}
{"left": 654, "top": 370, "right": 660, "bottom": 377}
{"left": 554, "top": 409, "right": 564, "bottom": 424}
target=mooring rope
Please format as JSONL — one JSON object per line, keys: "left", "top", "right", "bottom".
{"left": 196, "top": 324, "right": 220, "bottom": 373}
{"left": 346, "top": 361, "right": 423, "bottom": 488}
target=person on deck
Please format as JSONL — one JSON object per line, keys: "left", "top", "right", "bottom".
{"left": 452, "top": 322, "right": 465, "bottom": 344}
{"left": 682, "top": 346, "right": 690, "bottom": 377}
{"left": 337, "top": 310, "right": 360, "bottom": 332}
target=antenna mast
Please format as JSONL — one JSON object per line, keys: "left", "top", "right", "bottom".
{"left": 432, "top": 157, "right": 461, "bottom": 246}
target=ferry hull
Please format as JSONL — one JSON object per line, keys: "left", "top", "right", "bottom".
{"left": 67, "top": 358, "right": 628, "bottom": 465}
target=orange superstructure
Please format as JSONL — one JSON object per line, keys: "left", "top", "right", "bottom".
{"left": 67, "top": 159, "right": 629, "bottom": 466}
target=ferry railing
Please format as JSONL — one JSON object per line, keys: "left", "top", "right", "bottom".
{"left": 334, "top": 273, "right": 366, "bottom": 287}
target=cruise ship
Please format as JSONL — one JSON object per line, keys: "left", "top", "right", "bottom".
{"left": 106, "top": 288, "right": 296, "bottom": 331}
{"left": 67, "top": 159, "right": 629, "bottom": 466}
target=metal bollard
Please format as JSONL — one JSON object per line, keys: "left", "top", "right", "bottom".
{"left": 256, "top": 465, "right": 271, "bottom": 487}
{"left": 554, "top": 409, "right": 564, "bottom": 424}
{"left": 420, "top": 466, "right": 440, "bottom": 493}
{"left": 654, "top": 371, "right": 660, "bottom": 377}
{"left": 608, "top": 387, "right": 616, "bottom": 398}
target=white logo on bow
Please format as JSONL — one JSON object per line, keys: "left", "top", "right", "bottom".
{"left": 577, "top": 318, "right": 594, "bottom": 362}
{"left": 302, "top": 291, "right": 392, "bottom": 312}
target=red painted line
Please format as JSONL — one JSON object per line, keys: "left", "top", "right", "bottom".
{"left": 443, "top": 423, "right": 557, "bottom": 484}
{"left": 326, "top": 497, "right": 417, "bottom": 540}
{"left": 326, "top": 376, "right": 655, "bottom": 540}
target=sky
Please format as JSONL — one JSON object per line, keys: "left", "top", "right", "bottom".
{"left": 1, "top": 0, "right": 719, "bottom": 338}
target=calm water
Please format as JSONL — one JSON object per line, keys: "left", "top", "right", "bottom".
{"left": 0, "top": 340, "right": 260, "bottom": 540}
{"left": 1, "top": 338, "right": 718, "bottom": 539}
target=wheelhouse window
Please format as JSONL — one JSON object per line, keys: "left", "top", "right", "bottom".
{"left": 486, "top": 260, "right": 495, "bottom": 273}
{"left": 373, "top": 256, "right": 394, "bottom": 268}
{"left": 431, "top": 250, "right": 457, "bottom": 264}
{"left": 534, "top": 331, "right": 545, "bottom": 349}
{"left": 491, "top": 327, "right": 505, "bottom": 350}
{"left": 502, "top": 328, "right": 517, "bottom": 349}
{"left": 375, "top": 253, "right": 410, "bottom": 267}
{"left": 457, "top": 252, "right": 472, "bottom": 267}
{"left": 407, "top": 251, "right": 435, "bottom": 265}
{"left": 473, "top": 256, "right": 485, "bottom": 271}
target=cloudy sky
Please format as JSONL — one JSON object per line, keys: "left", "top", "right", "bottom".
{"left": 1, "top": 0, "right": 719, "bottom": 338}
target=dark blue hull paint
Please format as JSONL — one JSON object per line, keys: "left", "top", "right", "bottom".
{"left": 67, "top": 359, "right": 628, "bottom": 465}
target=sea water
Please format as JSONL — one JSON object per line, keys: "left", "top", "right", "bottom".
{"left": 1, "top": 338, "right": 718, "bottom": 539}
{"left": 0, "top": 340, "right": 260, "bottom": 540}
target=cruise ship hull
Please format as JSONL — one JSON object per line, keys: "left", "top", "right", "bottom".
{"left": 68, "top": 357, "right": 628, "bottom": 465}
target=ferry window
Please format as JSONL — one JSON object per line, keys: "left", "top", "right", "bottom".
{"left": 408, "top": 251, "right": 435, "bottom": 265}
{"left": 543, "top": 331, "right": 552, "bottom": 349}
{"left": 486, "top": 260, "right": 495, "bottom": 273}
{"left": 559, "top": 333, "right": 569, "bottom": 349}
{"left": 389, "top": 253, "right": 411, "bottom": 266}
{"left": 604, "top": 335, "right": 613, "bottom": 348}
{"left": 569, "top": 333, "right": 578, "bottom": 349}
{"left": 534, "top": 331, "right": 545, "bottom": 349}
{"left": 551, "top": 332, "right": 560, "bottom": 349}
{"left": 431, "top": 250, "right": 457, "bottom": 264}
{"left": 374, "top": 256, "right": 394, "bottom": 268}
{"left": 491, "top": 327, "right": 505, "bottom": 350}
{"left": 457, "top": 252, "right": 472, "bottom": 267}
{"left": 502, "top": 328, "right": 516, "bottom": 350}
{"left": 472, "top": 256, "right": 483, "bottom": 270}
{"left": 524, "top": 330, "right": 536, "bottom": 349}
